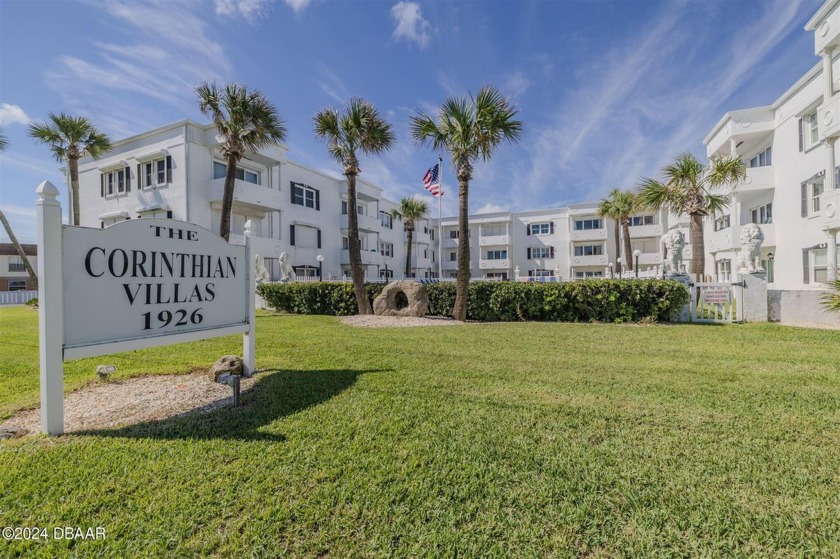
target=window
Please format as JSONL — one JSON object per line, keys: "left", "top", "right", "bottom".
{"left": 750, "top": 203, "right": 773, "bottom": 224}
{"left": 430, "top": 229, "right": 435, "bottom": 241}
{"left": 573, "top": 244, "right": 602, "bottom": 256}
{"left": 716, "top": 259, "right": 732, "bottom": 282}
{"left": 813, "top": 248, "right": 828, "bottom": 283}
{"left": 379, "top": 211, "right": 392, "bottom": 229}
{"left": 139, "top": 156, "right": 172, "bottom": 188}
{"left": 342, "top": 236, "right": 349, "bottom": 250}
{"left": 358, "top": 204, "right": 365, "bottom": 216}
{"left": 485, "top": 272, "right": 508, "bottom": 280}
{"left": 291, "top": 182, "right": 319, "bottom": 210}
{"left": 449, "top": 230, "right": 459, "bottom": 239}
{"left": 8, "top": 256, "right": 25, "bottom": 272}
{"left": 486, "top": 250, "right": 507, "bottom": 260}
{"left": 574, "top": 270, "right": 604, "bottom": 278}
{"left": 531, "top": 246, "right": 553, "bottom": 259}
{"left": 423, "top": 249, "right": 428, "bottom": 259}
{"left": 573, "top": 219, "right": 602, "bottom": 231}
{"left": 213, "top": 161, "right": 259, "bottom": 184}
{"left": 812, "top": 180, "right": 824, "bottom": 214}
{"left": 483, "top": 223, "right": 506, "bottom": 236}
{"left": 449, "top": 251, "right": 457, "bottom": 261}
{"left": 629, "top": 215, "right": 655, "bottom": 226}
{"left": 528, "top": 269, "right": 552, "bottom": 277}
{"left": 341, "top": 201, "right": 348, "bottom": 215}
{"left": 749, "top": 146, "right": 772, "bottom": 168}
{"left": 714, "top": 215, "right": 731, "bottom": 231}
{"left": 8, "top": 280, "right": 26, "bottom": 291}
{"left": 807, "top": 111, "right": 819, "bottom": 148}
{"left": 380, "top": 269, "right": 394, "bottom": 280}
{"left": 380, "top": 242, "right": 394, "bottom": 257}
{"left": 529, "top": 222, "right": 552, "bottom": 235}
{"left": 630, "top": 237, "right": 659, "bottom": 254}
{"left": 102, "top": 167, "right": 129, "bottom": 196}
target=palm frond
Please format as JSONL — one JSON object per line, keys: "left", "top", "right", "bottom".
{"left": 0, "top": 127, "right": 6, "bottom": 152}
{"left": 28, "top": 112, "right": 112, "bottom": 162}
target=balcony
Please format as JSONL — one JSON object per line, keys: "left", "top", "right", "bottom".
{"left": 707, "top": 223, "right": 776, "bottom": 254}
{"left": 705, "top": 107, "right": 775, "bottom": 157}
{"left": 571, "top": 254, "right": 608, "bottom": 267}
{"left": 228, "top": 234, "right": 284, "bottom": 258}
{"left": 821, "top": 189, "right": 840, "bottom": 230}
{"left": 340, "top": 249, "right": 382, "bottom": 266}
{"left": 479, "top": 258, "right": 510, "bottom": 270}
{"left": 637, "top": 253, "right": 662, "bottom": 267}
{"left": 570, "top": 228, "right": 607, "bottom": 242}
{"left": 340, "top": 213, "right": 379, "bottom": 232}
{"left": 478, "top": 234, "right": 510, "bottom": 246}
{"left": 442, "top": 237, "right": 460, "bottom": 248}
{"left": 208, "top": 178, "right": 283, "bottom": 211}
{"left": 627, "top": 224, "right": 664, "bottom": 238}
{"left": 737, "top": 166, "right": 774, "bottom": 193}
{"left": 442, "top": 260, "right": 458, "bottom": 271}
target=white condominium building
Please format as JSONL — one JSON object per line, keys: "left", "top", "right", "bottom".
{"left": 701, "top": 0, "right": 839, "bottom": 315}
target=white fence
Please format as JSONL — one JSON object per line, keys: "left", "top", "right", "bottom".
{"left": 0, "top": 290, "right": 37, "bottom": 305}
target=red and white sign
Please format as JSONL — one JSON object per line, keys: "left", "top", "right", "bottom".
{"left": 702, "top": 286, "right": 731, "bottom": 305}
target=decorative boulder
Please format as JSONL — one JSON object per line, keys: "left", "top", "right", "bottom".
{"left": 209, "top": 355, "right": 244, "bottom": 382}
{"left": 373, "top": 281, "right": 429, "bottom": 317}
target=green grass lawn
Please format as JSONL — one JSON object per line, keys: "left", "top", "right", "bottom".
{"left": 1, "top": 305, "right": 840, "bottom": 557}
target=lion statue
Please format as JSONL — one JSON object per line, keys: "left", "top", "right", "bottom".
{"left": 737, "top": 223, "right": 765, "bottom": 273}
{"left": 661, "top": 230, "right": 686, "bottom": 275}
{"left": 254, "top": 253, "right": 270, "bottom": 284}
{"left": 278, "top": 252, "right": 297, "bottom": 283}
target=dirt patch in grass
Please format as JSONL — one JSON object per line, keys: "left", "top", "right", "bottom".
{"left": 0, "top": 372, "right": 256, "bottom": 436}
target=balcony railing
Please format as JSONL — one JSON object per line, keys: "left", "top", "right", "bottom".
{"left": 8, "top": 263, "right": 26, "bottom": 272}
{"left": 478, "top": 258, "right": 510, "bottom": 269}
{"left": 208, "top": 178, "right": 283, "bottom": 211}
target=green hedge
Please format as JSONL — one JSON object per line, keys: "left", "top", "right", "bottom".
{"left": 257, "top": 280, "right": 689, "bottom": 323}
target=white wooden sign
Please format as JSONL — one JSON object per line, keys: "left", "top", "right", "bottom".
{"left": 36, "top": 181, "right": 255, "bottom": 435}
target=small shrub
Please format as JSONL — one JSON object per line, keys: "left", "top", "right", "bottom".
{"left": 822, "top": 279, "right": 840, "bottom": 314}
{"left": 258, "top": 280, "right": 689, "bottom": 323}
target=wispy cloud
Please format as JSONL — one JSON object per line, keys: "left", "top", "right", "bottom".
{"left": 215, "top": 0, "right": 275, "bottom": 21}
{"left": 315, "top": 66, "right": 350, "bottom": 104}
{"left": 283, "top": 0, "right": 311, "bottom": 13}
{"left": 44, "top": 0, "right": 232, "bottom": 138}
{"left": 523, "top": 0, "right": 807, "bottom": 204}
{"left": 501, "top": 72, "right": 531, "bottom": 99}
{"left": 390, "top": 2, "right": 432, "bottom": 49}
{"left": 0, "top": 103, "right": 31, "bottom": 126}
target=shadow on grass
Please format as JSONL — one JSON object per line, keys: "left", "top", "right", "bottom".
{"left": 79, "top": 368, "right": 385, "bottom": 442}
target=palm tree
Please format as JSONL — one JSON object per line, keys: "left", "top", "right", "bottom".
{"left": 314, "top": 98, "right": 395, "bottom": 315}
{"left": 638, "top": 152, "right": 745, "bottom": 279}
{"left": 196, "top": 82, "right": 286, "bottom": 241}
{"left": 0, "top": 129, "right": 37, "bottom": 289}
{"left": 28, "top": 113, "right": 112, "bottom": 226}
{"left": 392, "top": 197, "right": 429, "bottom": 277}
{"left": 410, "top": 86, "right": 522, "bottom": 321}
{"left": 598, "top": 189, "right": 640, "bottom": 273}
{"left": 823, "top": 279, "right": 840, "bottom": 314}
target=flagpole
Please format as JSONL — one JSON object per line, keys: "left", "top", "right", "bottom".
{"left": 437, "top": 153, "right": 443, "bottom": 280}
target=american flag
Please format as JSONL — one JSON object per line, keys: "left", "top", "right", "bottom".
{"left": 422, "top": 163, "right": 442, "bottom": 197}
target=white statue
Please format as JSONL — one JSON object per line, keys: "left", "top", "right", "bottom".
{"left": 278, "top": 252, "right": 296, "bottom": 283}
{"left": 661, "top": 230, "right": 686, "bottom": 276}
{"left": 254, "top": 253, "right": 270, "bottom": 284}
{"left": 737, "top": 223, "right": 765, "bottom": 273}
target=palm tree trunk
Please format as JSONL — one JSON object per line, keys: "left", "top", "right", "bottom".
{"left": 0, "top": 210, "right": 37, "bottom": 289}
{"left": 68, "top": 157, "right": 80, "bottom": 226}
{"left": 219, "top": 157, "right": 238, "bottom": 241}
{"left": 346, "top": 173, "right": 371, "bottom": 314}
{"left": 622, "top": 221, "right": 633, "bottom": 272}
{"left": 405, "top": 226, "right": 413, "bottom": 277}
{"left": 454, "top": 175, "right": 470, "bottom": 321}
{"left": 690, "top": 213, "right": 705, "bottom": 280}
{"left": 613, "top": 220, "right": 621, "bottom": 275}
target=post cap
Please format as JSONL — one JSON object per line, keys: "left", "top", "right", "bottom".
{"left": 36, "top": 180, "right": 60, "bottom": 199}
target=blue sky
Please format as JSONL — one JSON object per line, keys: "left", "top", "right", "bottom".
{"left": 0, "top": 0, "right": 821, "bottom": 243}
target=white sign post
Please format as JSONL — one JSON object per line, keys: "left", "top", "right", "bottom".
{"left": 36, "top": 181, "right": 255, "bottom": 435}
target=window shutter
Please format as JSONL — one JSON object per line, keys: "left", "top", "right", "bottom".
{"left": 317, "top": 229, "right": 322, "bottom": 249}
{"left": 526, "top": 224, "right": 531, "bottom": 236}
{"left": 803, "top": 248, "right": 810, "bottom": 284}
{"left": 291, "top": 183, "right": 296, "bottom": 203}
{"left": 101, "top": 173, "right": 105, "bottom": 198}
{"left": 799, "top": 118, "right": 804, "bottom": 152}
{"left": 125, "top": 166, "right": 131, "bottom": 192}
{"left": 315, "top": 189, "right": 320, "bottom": 211}
{"left": 165, "top": 155, "right": 172, "bottom": 183}
{"left": 290, "top": 225, "right": 295, "bottom": 246}
{"left": 527, "top": 248, "right": 531, "bottom": 259}
{"left": 550, "top": 222, "right": 555, "bottom": 234}
{"left": 137, "top": 163, "right": 142, "bottom": 189}
{"left": 550, "top": 246, "right": 555, "bottom": 258}
{"left": 801, "top": 182, "right": 808, "bottom": 217}
{"left": 836, "top": 166, "right": 840, "bottom": 189}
